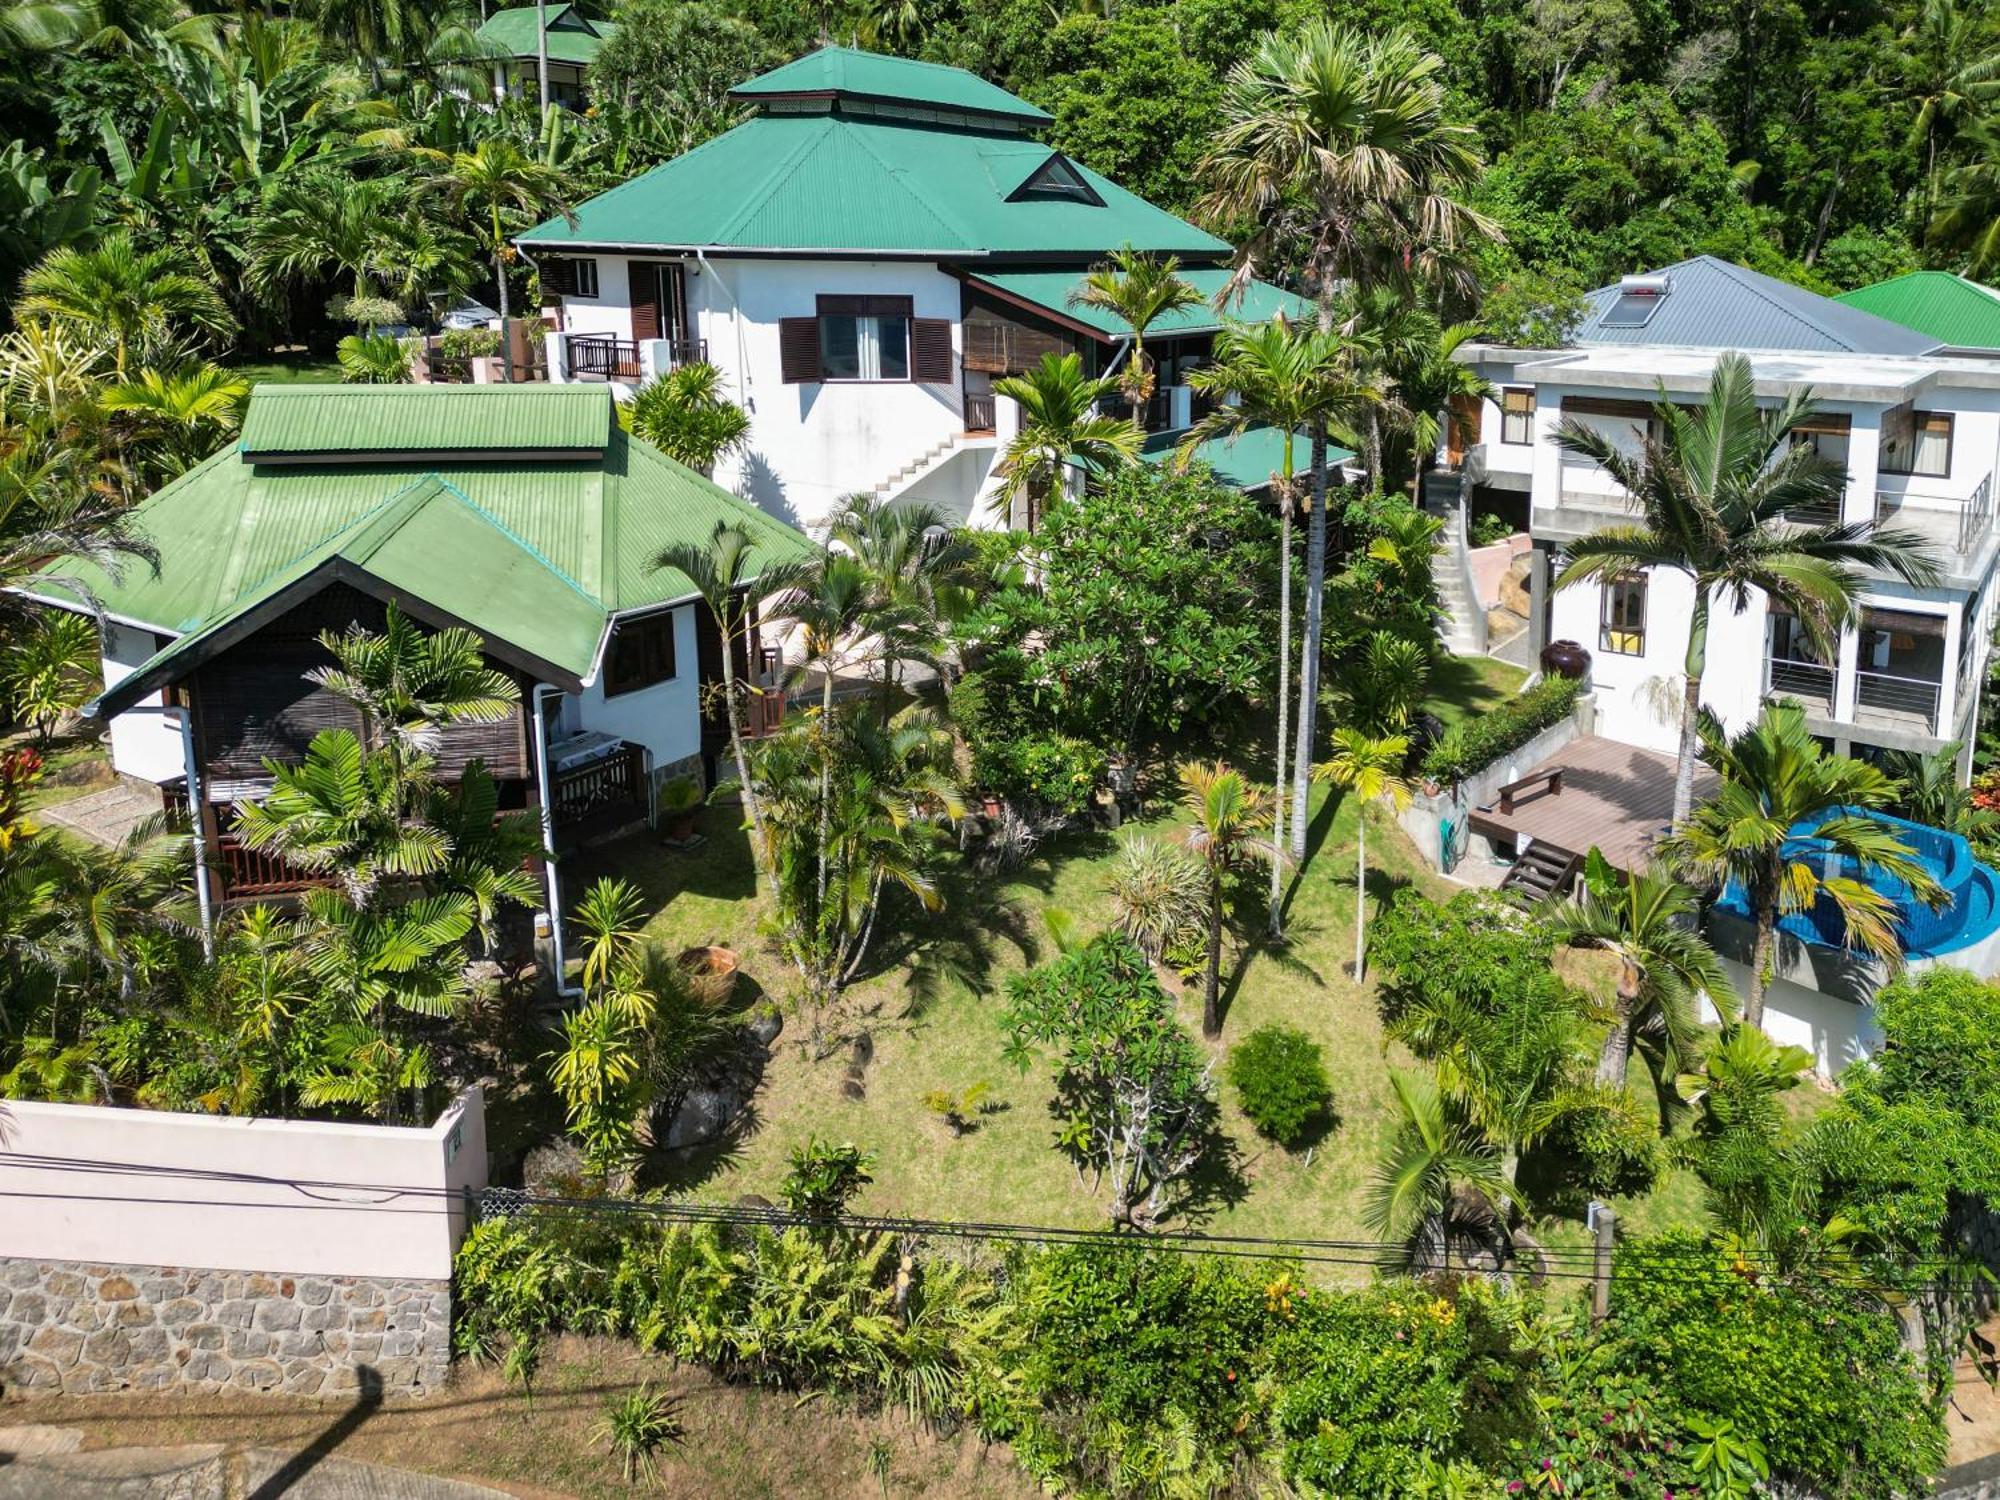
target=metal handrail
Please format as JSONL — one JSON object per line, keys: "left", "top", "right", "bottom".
{"left": 1874, "top": 473, "right": 1995, "bottom": 553}
{"left": 1855, "top": 668, "right": 1942, "bottom": 733}
{"left": 1765, "top": 656, "right": 1836, "bottom": 710}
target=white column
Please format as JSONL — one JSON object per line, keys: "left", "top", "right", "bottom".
{"left": 1168, "top": 384, "right": 1192, "bottom": 430}
{"left": 544, "top": 329, "right": 567, "bottom": 384}
{"left": 1833, "top": 622, "right": 1860, "bottom": 722}
{"left": 1844, "top": 408, "right": 1883, "bottom": 529}
{"left": 1941, "top": 603, "right": 1965, "bottom": 732}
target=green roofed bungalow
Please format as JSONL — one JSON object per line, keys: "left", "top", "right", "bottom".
{"left": 21, "top": 382, "right": 812, "bottom": 918}
{"left": 521, "top": 45, "right": 1323, "bottom": 529}
{"left": 474, "top": 4, "right": 615, "bottom": 110}
{"left": 1833, "top": 271, "right": 2000, "bottom": 351}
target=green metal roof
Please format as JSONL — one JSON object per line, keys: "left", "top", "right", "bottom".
{"left": 968, "top": 268, "right": 1309, "bottom": 341}
{"left": 48, "top": 385, "right": 813, "bottom": 708}
{"left": 239, "top": 384, "right": 613, "bottom": 458}
{"left": 729, "top": 45, "right": 1049, "bottom": 125}
{"left": 1140, "top": 424, "right": 1354, "bottom": 491}
{"left": 519, "top": 111, "right": 1226, "bottom": 259}
{"left": 473, "top": 4, "right": 614, "bottom": 65}
{"left": 1832, "top": 271, "right": 2000, "bottom": 351}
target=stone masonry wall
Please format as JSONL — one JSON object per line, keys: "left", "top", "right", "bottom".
{"left": 0, "top": 1259, "right": 450, "bottom": 1399}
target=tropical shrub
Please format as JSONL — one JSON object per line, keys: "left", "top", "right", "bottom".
{"left": 624, "top": 362, "right": 750, "bottom": 476}
{"left": 972, "top": 731, "right": 1105, "bottom": 818}
{"left": 1517, "top": 1092, "right": 1660, "bottom": 1216}
{"left": 781, "top": 1137, "right": 875, "bottom": 1218}
{"left": 335, "top": 331, "right": 413, "bottom": 383}
{"left": 1104, "top": 835, "right": 1207, "bottom": 961}
{"left": 437, "top": 327, "right": 500, "bottom": 358}
{"left": 1470, "top": 510, "right": 1516, "bottom": 546}
{"left": 1421, "top": 674, "right": 1583, "bottom": 783}
{"left": 1, "top": 609, "right": 97, "bottom": 745}
{"left": 1225, "top": 1024, "right": 1334, "bottom": 1148}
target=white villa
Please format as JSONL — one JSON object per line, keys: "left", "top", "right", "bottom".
{"left": 517, "top": 46, "right": 1311, "bottom": 532}
{"left": 1448, "top": 255, "right": 2000, "bottom": 775}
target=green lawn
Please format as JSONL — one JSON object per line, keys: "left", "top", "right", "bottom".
{"left": 1427, "top": 652, "right": 1530, "bottom": 728}
{"left": 227, "top": 352, "right": 343, "bottom": 385}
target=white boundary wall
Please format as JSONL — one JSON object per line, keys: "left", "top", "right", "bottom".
{"left": 0, "top": 1088, "right": 487, "bottom": 1282}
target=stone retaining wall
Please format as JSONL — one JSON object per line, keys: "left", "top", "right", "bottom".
{"left": 0, "top": 1259, "right": 449, "bottom": 1399}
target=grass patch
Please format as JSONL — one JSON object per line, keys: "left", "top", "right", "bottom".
{"left": 8, "top": 727, "right": 116, "bottom": 811}
{"left": 1426, "top": 653, "right": 1530, "bottom": 728}
{"left": 228, "top": 352, "right": 343, "bottom": 385}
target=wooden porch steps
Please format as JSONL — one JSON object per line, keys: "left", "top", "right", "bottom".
{"left": 1499, "top": 839, "right": 1581, "bottom": 905}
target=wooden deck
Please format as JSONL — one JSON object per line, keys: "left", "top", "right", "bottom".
{"left": 1466, "top": 735, "right": 1716, "bottom": 873}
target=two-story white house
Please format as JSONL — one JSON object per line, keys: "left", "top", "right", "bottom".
{"left": 516, "top": 45, "right": 1309, "bottom": 533}
{"left": 1448, "top": 256, "right": 2000, "bottom": 776}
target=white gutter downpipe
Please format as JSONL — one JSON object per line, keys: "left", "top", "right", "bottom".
{"left": 174, "top": 705, "right": 215, "bottom": 960}
{"left": 530, "top": 684, "right": 584, "bottom": 999}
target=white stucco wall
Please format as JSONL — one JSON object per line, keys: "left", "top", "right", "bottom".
{"left": 573, "top": 604, "right": 702, "bottom": 770}
{"left": 0, "top": 1088, "right": 487, "bottom": 1280}
{"left": 100, "top": 621, "right": 183, "bottom": 785}
{"left": 1704, "top": 964, "right": 1881, "bottom": 1079}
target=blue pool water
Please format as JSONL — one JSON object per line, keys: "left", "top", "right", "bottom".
{"left": 1711, "top": 807, "right": 2000, "bottom": 959}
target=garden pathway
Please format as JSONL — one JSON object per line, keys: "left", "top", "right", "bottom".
{"left": 35, "top": 780, "right": 163, "bottom": 848}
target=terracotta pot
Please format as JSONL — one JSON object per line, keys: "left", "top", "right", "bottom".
{"left": 1540, "top": 638, "right": 1592, "bottom": 681}
{"left": 677, "top": 945, "right": 741, "bottom": 1006}
{"left": 981, "top": 795, "right": 1003, "bottom": 819}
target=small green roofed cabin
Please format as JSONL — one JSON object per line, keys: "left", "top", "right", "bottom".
{"left": 474, "top": 3, "right": 615, "bottom": 110}
{"left": 26, "top": 382, "right": 812, "bottom": 917}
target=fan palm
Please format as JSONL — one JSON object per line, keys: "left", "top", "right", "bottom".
{"left": 991, "top": 352, "right": 1142, "bottom": 532}
{"left": 625, "top": 362, "right": 751, "bottom": 477}
{"left": 429, "top": 140, "right": 574, "bottom": 383}
{"left": 651, "top": 521, "right": 809, "bottom": 899}
{"left": 1184, "top": 317, "right": 1378, "bottom": 914}
{"left": 1549, "top": 848, "right": 1734, "bottom": 1092}
{"left": 1312, "top": 729, "right": 1412, "bottom": 980}
{"left": 1067, "top": 247, "right": 1203, "bottom": 423}
{"left": 1662, "top": 702, "right": 1944, "bottom": 1031}
{"left": 1367, "top": 1067, "right": 1517, "bottom": 1275}
{"left": 19, "top": 232, "right": 233, "bottom": 378}
{"left": 1178, "top": 760, "right": 1276, "bottom": 1039}
{"left": 1553, "top": 351, "right": 1940, "bottom": 828}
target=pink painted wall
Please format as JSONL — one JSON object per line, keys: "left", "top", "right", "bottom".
{"left": 0, "top": 1088, "right": 487, "bottom": 1281}
{"left": 1469, "top": 533, "right": 1531, "bottom": 609}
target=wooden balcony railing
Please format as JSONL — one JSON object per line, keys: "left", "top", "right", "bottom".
{"left": 214, "top": 833, "right": 322, "bottom": 899}
{"left": 567, "top": 335, "right": 710, "bottom": 383}
{"left": 551, "top": 742, "right": 647, "bottom": 823}
{"left": 963, "top": 392, "right": 996, "bottom": 434}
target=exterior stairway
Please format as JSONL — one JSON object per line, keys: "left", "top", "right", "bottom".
{"left": 872, "top": 433, "right": 976, "bottom": 503}
{"left": 1499, "top": 840, "right": 1582, "bottom": 904}
{"left": 1427, "top": 471, "right": 1488, "bottom": 656}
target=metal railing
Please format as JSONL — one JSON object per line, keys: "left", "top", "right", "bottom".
{"left": 1765, "top": 656, "right": 1837, "bottom": 715}
{"left": 1874, "top": 474, "right": 1995, "bottom": 554}
{"left": 566, "top": 335, "right": 708, "bottom": 383}
{"left": 1855, "top": 669, "right": 1942, "bottom": 734}
{"left": 963, "top": 392, "right": 996, "bottom": 434}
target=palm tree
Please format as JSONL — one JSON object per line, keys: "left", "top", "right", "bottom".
{"left": 0, "top": 427, "right": 153, "bottom": 627}
{"left": 1311, "top": 729, "right": 1411, "bottom": 981}
{"left": 248, "top": 172, "right": 414, "bottom": 328}
{"left": 625, "top": 362, "right": 751, "bottom": 478}
{"left": 19, "top": 232, "right": 233, "bottom": 378}
{"left": 1367, "top": 1067, "right": 1516, "bottom": 1275}
{"left": 1663, "top": 702, "right": 1944, "bottom": 1031}
{"left": 1200, "top": 23, "right": 1491, "bottom": 863}
{"left": 1178, "top": 760, "right": 1275, "bottom": 1039}
{"left": 825, "top": 492, "right": 975, "bottom": 704}
{"left": 651, "top": 521, "right": 807, "bottom": 900}
{"left": 430, "top": 140, "right": 574, "bottom": 383}
{"left": 100, "top": 362, "right": 249, "bottom": 479}
{"left": 991, "top": 352, "right": 1142, "bottom": 532}
{"left": 1553, "top": 352, "right": 1940, "bottom": 829}
{"left": 1393, "top": 319, "right": 1491, "bottom": 500}
{"left": 335, "top": 333, "right": 413, "bottom": 384}
{"left": 1067, "top": 247, "right": 1203, "bottom": 426}
{"left": 1550, "top": 848, "right": 1734, "bottom": 1090}
{"left": 1330, "top": 630, "right": 1431, "bottom": 738}
{"left": 1184, "top": 317, "right": 1377, "bottom": 928}
{"left": 1904, "top": 0, "right": 2000, "bottom": 249}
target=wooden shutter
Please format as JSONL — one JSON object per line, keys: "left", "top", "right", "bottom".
{"left": 780, "top": 317, "right": 821, "bottom": 383}
{"left": 630, "top": 263, "right": 662, "bottom": 342}
{"left": 910, "top": 319, "right": 953, "bottom": 384}
{"left": 542, "top": 258, "right": 576, "bottom": 296}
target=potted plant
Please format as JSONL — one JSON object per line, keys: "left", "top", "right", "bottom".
{"left": 677, "top": 945, "right": 741, "bottom": 1006}
{"left": 659, "top": 775, "right": 703, "bottom": 845}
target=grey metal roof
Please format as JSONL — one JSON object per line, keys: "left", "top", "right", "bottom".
{"left": 1574, "top": 256, "right": 1943, "bottom": 356}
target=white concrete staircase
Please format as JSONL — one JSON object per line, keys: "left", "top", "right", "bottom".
{"left": 1428, "top": 476, "right": 1488, "bottom": 656}
{"left": 872, "top": 434, "right": 970, "bottom": 502}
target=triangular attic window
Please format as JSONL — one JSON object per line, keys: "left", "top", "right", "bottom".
{"left": 1008, "top": 154, "right": 1104, "bottom": 207}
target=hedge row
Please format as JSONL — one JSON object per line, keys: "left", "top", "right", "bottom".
{"left": 1422, "top": 674, "right": 1583, "bottom": 783}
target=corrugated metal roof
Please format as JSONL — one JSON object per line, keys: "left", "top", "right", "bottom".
{"left": 519, "top": 111, "right": 1226, "bottom": 258}
{"left": 1833, "top": 271, "right": 2000, "bottom": 351}
{"left": 1140, "top": 424, "right": 1354, "bottom": 490}
{"left": 1573, "top": 256, "right": 1941, "bottom": 356}
{"left": 968, "top": 268, "right": 1308, "bottom": 340}
{"left": 48, "top": 389, "right": 814, "bottom": 700}
{"left": 474, "top": 5, "right": 614, "bottom": 65}
{"left": 729, "top": 45, "right": 1050, "bottom": 124}
{"left": 238, "top": 385, "right": 614, "bottom": 457}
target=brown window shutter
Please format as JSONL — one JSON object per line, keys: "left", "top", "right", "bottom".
{"left": 780, "top": 317, "right": 821, "bottom": 383}
{"left": 911, "top": 319, "right": 953, "bottom": 384}
{"left": 543, "top": 258, "right": 575, "bottom": 296}
{"left": 630, "top": 263, "right": 661, "bottom": 342}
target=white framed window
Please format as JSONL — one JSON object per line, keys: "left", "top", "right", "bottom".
{"left": 570, "top": 258, "right": 598, "bottom": 298}
{"left": 817, "top": 295, "right": 910, "bottom": 381}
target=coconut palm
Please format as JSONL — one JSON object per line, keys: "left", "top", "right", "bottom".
{"left": 991, "top": 352, "right": 1142, "bottom": 532}
{"left": 1184, "top": 317, "right": 1377, "bottom": 926}
{"left": 1662, "top": 702, "right": 1944, "bottom": 1031}
{"left": 1311, "top": 729, "right": 1411, "bottom": 981}
{"left": 1550, "top": 848, "right": 1734, "bottom": 1093}
{"left": 100, "top": 362, "right": 249, "bottom": 479}
{"left": 18, "top": 232, "right": 233, "bottom": 378}
{"left": 626, "top": 362, "right": 751, "bottom": 478}
{"left": 1904, "top": 0, "right": 2000, "bottom": 248}
{"left": 1367, "top": 1067, "right": 1517, "bottom": 1275}
{"left": 1067, "top": 247, "right": 1203, "bottom": 425}
{"left": 1178, "top": 760, "right": 1276, "bottom": 1039}
{"left": 651, "top": 521, "right": 808, "bottom": 899}
{"left": 1553, "top": 352, "right": 1941, "bottom": 829}
{"left": 0, "top": 427, "right": 153, "bottom": 626}
{"left": 429, "top": 140, "right": 575, "bottom": 383}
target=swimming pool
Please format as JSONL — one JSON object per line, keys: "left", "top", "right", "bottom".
{"left": 1711, "top": 806, "right": 2000, "bottom": 959}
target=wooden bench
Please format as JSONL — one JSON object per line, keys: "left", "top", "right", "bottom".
{"left": 1496, "top": 765, "right": 1564, "bottom": 815}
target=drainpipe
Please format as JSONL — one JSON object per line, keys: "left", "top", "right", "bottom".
{"left": 530, "top": 684, "right": 584, "bottom": 999}
{"left": 175, "top": 705, "right": 215, "bottom": 960}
